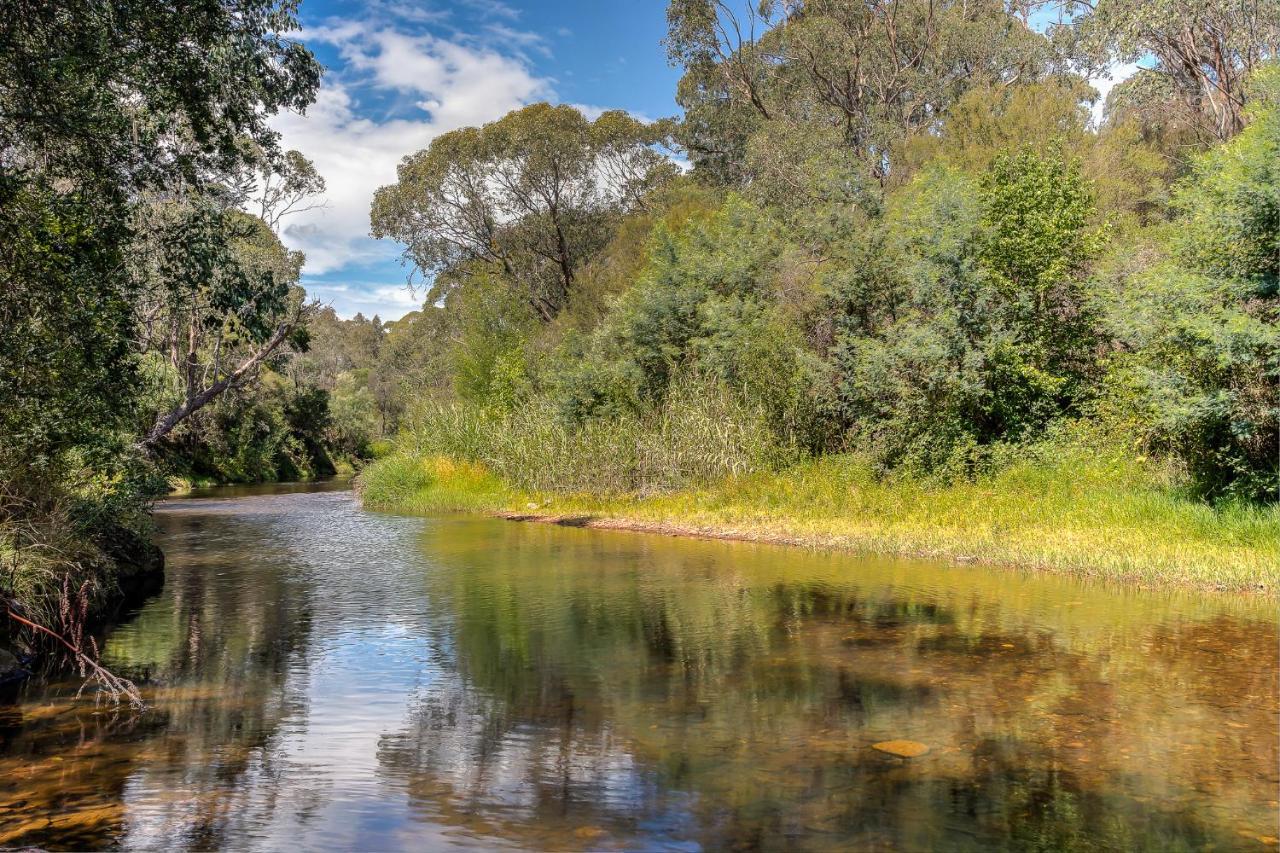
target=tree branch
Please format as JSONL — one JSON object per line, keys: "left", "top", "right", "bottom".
{"left": 137, "top": 315, "right": 299, "bottom": 451}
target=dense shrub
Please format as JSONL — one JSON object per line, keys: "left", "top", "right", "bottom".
{"left": 825, "top": 154, "right": 1105, "bottom": 475}
{"left": 1100, "top": 74, "right": 1279, "bottom": 501}
{"left": 553, "top": 197, "right": 825, "bottom": 447}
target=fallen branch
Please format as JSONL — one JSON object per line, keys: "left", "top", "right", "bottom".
{"left": 136, "top": 318, "right": 297, "bottom": 452}
{"left": 4, "top": 605, "right": 145, "bottom": 709}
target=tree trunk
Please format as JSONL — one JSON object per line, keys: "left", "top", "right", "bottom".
{"left": 136, "top": 321, "right": 294, "bottom": 452}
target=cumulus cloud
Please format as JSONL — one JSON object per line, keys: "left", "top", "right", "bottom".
{"left": 270, "top": 20, "right": 552, "bottom": 279}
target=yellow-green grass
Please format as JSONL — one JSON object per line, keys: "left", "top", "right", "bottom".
{"left": 357, "top": 449, "right": 1280, "bottom": 593}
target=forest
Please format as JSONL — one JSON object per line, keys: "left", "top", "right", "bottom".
{"left": 2, "top": 0, "right": 1278, "bottom": 637}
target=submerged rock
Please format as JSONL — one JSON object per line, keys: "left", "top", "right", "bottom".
{"left": 871, "top": 739, "right": 930, "bottom": 758}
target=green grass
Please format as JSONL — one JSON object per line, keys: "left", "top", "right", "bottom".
{"left": 357, "top": 454, "right": 514, "bottom": 514}
{"left": 358, "top": 446, "right": 1280, "bottom": 593}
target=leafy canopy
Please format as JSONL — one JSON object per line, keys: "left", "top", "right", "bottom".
{"left": 371, "top": 103, "right": 676, "bottom": 322}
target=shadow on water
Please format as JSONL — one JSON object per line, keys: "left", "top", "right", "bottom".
{"left": 0, "top": 487, "right": 1276, "bottom": 851}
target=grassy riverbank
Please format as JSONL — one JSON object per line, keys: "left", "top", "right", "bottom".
{"left": 359, "top": 448, "right": 1280, "bottom": 594}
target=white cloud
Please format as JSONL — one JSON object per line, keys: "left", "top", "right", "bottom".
{"left": 568, "top": 102, "right": 609, "bottom": 121}
{"left": 271, "top": 21, "right": 552, "bottom": 280}
{"left": 1087, "top": 61, "right": 1141, "bottom": 126}
{"left": 569, "top": 103, "right": 657, "bottom": 124}
{"left": 458, "top": 0, "right": 520, "bottom": 19}
{"left": 304, "top": 281, "right": 423, "bottom": 320}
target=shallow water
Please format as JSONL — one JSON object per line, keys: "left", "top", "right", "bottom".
{"left": 1, "top": 484, "right": 1276, "bottom": 851}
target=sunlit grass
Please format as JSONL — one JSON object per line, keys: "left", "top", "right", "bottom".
{"left": 359, "top": 444, "right": 1280, "bottom": 593}
{"left": 358, "top": 454, "right": 513, "bottom": 515}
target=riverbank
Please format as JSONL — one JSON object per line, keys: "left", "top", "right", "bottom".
{"left": 358, "top": 452, "right": 1280, "bottom": 594}
{"left": 2, "top": 521, "right": 163, "bottom": 684}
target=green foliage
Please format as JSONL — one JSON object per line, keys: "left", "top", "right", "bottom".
{"left": 162, "top": 373, "right": 335, "bottom": 484}
{"left": 1101, "top": 69, "right": 1280, "bottom": 501}
{"left": 0, "top": 179, "right": 135, "bottom": 458}
{"left": 826, "top": 154, "right": 1105, "bottom": 474}
{"left": 1061, "top": 0, "right": 1278, "bottom": 141}
{"left": 666, "top": 0, "right": 1050, "bottom": 183}
{"left": 450, "top": 273, "right": 538, "bottom": 408}
{"left": 0, "top": 0, "right": 321, "bottom": 621}
{"left": 555, "top": 196, "right": 822, "bottom": 446}
{"left": 896, "top": 79, "right": 1094, "bottom": 178}
{"left": 2, "top": 0, "right": 321, "bottom": 463}
{"left": 1171, "top": 65, "right": 1280, "bottom": 285}
{"left": 365, "top": 52, "right": 1273, "bottom": 512}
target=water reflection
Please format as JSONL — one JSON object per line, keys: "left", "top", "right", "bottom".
{"left": 0, "top": 489, "right": 1275, "bottom": 851}
{"left": 386, "top": 519, "right": 1279, "bottom": 851}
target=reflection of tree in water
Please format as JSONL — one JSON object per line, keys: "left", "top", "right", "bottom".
{"left": 378, "top": 677, "right": 702, "bottom": 849}
{"left": 379, "top": 520, "right": 1279, "bottom": 851}
{"left": 0, "top": 510, "right": 316, "bottom": 850}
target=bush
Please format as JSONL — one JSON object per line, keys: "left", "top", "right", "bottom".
{"left": 825, "top": 156, "right": 1105, "bottom": 476}
{"left": 1101, "top": 68, "right": 1279, "bottom": 502}
{"left": 0, "top": 446, "right": 161, "bottom": 628}
{"left": 553, "top": 196, "right": 825, "bottom": 447}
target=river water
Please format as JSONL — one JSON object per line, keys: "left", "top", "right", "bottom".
{"left": 0, "top": 484, "right": 1276, "bottom": 851}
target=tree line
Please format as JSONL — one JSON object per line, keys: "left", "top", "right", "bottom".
{"left": 370, "top": 0, "right": 1278, "bottom": 503}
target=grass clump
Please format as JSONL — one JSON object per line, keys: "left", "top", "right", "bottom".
{"left": 358, "top": 454, "right": 512, "bottom": 514}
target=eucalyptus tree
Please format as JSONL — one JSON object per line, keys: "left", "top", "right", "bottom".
{"left": 131, "top": 193, "right": 313, "bottom": 451}
{"left": 665, "top": 0, "right": 1050, "bottom": 185}
{"left": 371, "top": 104, "right": 677, "bottom": 322}
{"left": 1060, "top": 0, "right": 1279, "bottom": 142}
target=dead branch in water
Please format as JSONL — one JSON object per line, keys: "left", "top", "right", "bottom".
{"left": 4, "top": 604, "right": 145, "bottom": 710}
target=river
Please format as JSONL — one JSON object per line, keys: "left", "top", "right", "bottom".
{"left": 1, "top": 483, "right": 1276, "bottom": 850}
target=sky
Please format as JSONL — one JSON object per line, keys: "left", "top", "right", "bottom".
{"left": 273, "top": 0, "right": 1135, "bottom": 321}
{"left": 272, "top": 0, "right": 683, "bottom": 320}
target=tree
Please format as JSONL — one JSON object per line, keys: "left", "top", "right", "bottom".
{"left": 243, "top": 148, "right": 329, "bottom": 232}
{"left": 0, "top": 0, "right": 320, "bottom": 636}
{"left": 825, "top": 152, "right": 1105, "bottom": 473}
{"left": 1062, "top": 0, "right": 1280, "bottom": 141}
{"left": 1102, "top": 64, "right": 1279, "bottom": 501}
{"left": 371, "top": 104, "right": 676, "bottom": 322}
{"left": 0, "top": 0, "right": 321, "bottom": 463}
{"left": 132, "top": 200, "right": 311, "bottom": 450}
{"left": 0, "top": 0, "right": 319, "bottom": 188}
{"left": 665, "top": 0, "right": 1049, "bottom": 183}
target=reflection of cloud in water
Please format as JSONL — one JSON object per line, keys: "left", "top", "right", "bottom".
{"left": 112, "top": 491, "right": 468, "bottom": 850}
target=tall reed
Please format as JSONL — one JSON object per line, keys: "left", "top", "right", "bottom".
{"left": 397, "top": 378, "right": 788, "bottom": 495}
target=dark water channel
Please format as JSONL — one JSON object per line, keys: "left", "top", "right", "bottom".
{"left": 1, "top": 484, "right": 1277, "bottom": 851}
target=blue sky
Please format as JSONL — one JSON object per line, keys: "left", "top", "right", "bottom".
{"left": 273, "top": 0, "right": 684, "bottom": 319}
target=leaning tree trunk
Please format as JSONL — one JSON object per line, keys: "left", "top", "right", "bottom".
{"left": 136, "top": 321, "right": 294, "bottom": 452}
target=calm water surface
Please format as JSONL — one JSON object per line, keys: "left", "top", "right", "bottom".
{"left": 1, "top": 484, "right": 1276, "bottom": 851}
